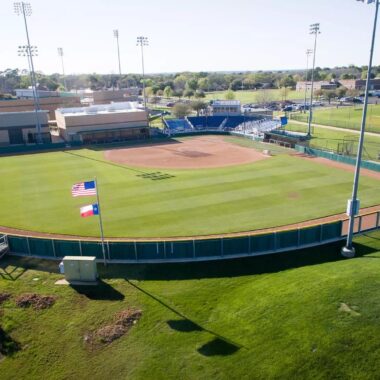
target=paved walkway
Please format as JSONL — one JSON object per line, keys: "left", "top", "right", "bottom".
{"left": 290, "top": 119, "right": 380, "bottom": 138}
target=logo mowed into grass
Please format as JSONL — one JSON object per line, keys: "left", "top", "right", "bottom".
{"left": 136, "top": 172, "right": 175, "bottom": 181}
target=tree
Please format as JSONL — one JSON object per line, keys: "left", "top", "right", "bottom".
{"left": 194, "top": 90, "right": 205, "bottom": 99}
{"left": 172, "top": 103, "right": 191, "bottom": 118}
{"left": 225, "top": 90, "right": 235, "bottom": 100}
{"left": 174, "top": 74, "right": 187, "bottom": 90}
{"left": 336, "top": 87, "right": 347, "bottom": 98}
{"left": 190, "top": 100, "right": 207, "bottom": 116}
{"left": 322, "top": 90, "right": 337, "bottom": 104}
{"left": 315, "top": 89, "right": 324, "bottom": 98}
{"left": 279, "top": 75, "right": 296, "bottom": 89}
{"left": 361, "top": 70, "right": 376, "bottom": 80}
{"left": 280, "top": 87, "right": 289, "bottom": 102}
{"left": 184, "top": 89, "right": 194, "bottom": 99}
{"left": 186, "top": 78, "right": 198, "bottom": 91}
{"left": 172, "top": 89, "right": 183, "bottom": 99}
{"left": 144, "top": 86, "right": 153, "bottom": 98}
{"left": 197, "top": 77, "right": 209, "bottom": 91}
{"left": 163, "top": 86, "right": 172, "bottom": 98}
{"left": 255, "top": 90, "right": 273, "bottom": 105}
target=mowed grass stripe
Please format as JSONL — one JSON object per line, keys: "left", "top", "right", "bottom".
{"left": 0, "top": 141, "right": 380, "bottom": 237}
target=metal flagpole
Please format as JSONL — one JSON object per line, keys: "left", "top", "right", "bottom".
{"left": 94, "top": 177, "right": 107, "bottom": 266}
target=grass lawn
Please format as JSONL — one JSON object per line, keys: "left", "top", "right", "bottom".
{"left": 205, "top": 89, "right": 305, "bottom": 103}
{"left": 285, "top": 122, "right": 380, "bottom": 162}
{"left": 290, "top": 104, "right": 380, "bottom": 134}
{"left": 1, "top": 231, "right": 380, "bottom": 379}
{"left": 0, "top": 137, "right": 379, "bottom": 238}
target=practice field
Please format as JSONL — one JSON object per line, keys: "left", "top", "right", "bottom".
{"left": 205, "top": 89, "right": 305, "bottom": 103}
{"left": 285, "top": 122, "right": 380, "bottom": 162}
{"left": 290, "top": 104, "right": 380, "bottom": 134}
{"left": 0, "top": 135, "right": 379, "bottom": 238}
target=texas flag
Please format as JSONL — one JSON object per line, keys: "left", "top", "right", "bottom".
{"left": 80, "top": 204, "right": 99, "bottom": 218}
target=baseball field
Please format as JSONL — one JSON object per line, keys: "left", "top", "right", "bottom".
{"left": 0, "top": 134, "right": 379, "bottom": 239}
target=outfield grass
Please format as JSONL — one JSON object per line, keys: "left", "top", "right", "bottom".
{"left": 205, "top": 89, "right": 305, "bottom": 103}
{"left": 1, "top": 231, "right": 380, "bottom": 379}
{"left": 285, "top": 122, "right": 380, "bottom": 162}
{"left": 290, "top": 104, "right": 380, "bottom": 134}
{"left": 0, "top": 138, "right": 379, "bottom": 238}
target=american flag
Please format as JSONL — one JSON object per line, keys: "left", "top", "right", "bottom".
{"left": 71, "top": 181, "right": 97, "bottom": 197}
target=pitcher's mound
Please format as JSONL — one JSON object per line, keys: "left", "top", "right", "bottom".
{"left": 104, "top": 136, "right": 268, "bottom": 169}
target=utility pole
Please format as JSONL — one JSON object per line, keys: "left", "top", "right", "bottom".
{"left": 307, "top": 23, "right": 321, "bottom": 137}
{"left": 136, "top": 36, "right": 149, "bottom": 109}
{"left": 14, "top": 1, "right": 42, "bottom": 144}
{"left": 304, "top": 49, "right": 313, "bottom": 113}
{"left": 57, "top": 47, "right": 67, "bottom": 91}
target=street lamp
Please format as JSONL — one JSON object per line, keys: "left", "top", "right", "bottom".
{"left": 57, "top": 47, "right": 67, "bottom": 91}
{"left": 307, "top": 23, "right": 321, "bottom": 137}
{"left": 342, "top": 0, "right": 379, "bottom": 258}
{"left": 113, "top": 30, "right": 122, "bottom": 79}
{"left": 136, "top": 36, "right": 149, "bottom": 109}
{"left": 304, "top": 49, "right": 313, "bottom": 113}
{"left": 14, "top": 2, "right": 42, "bottom": 144}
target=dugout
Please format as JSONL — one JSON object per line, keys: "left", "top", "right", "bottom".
{"left": 264, "top": 130, "right": 309, "bottom": 148}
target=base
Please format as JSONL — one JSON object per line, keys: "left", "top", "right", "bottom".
{"left": 55, "top": 279, "right": 99, "bottom": 286}
{"left": 341, "top": 246, "right": 356, "bottom": 258}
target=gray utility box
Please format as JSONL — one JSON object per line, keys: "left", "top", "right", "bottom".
{"left": 62, "top": 256, "right": 98, "bottom": 282}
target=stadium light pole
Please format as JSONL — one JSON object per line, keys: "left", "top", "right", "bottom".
{"left": 14, "top": 2, "right": 42, "bottom": 144}
{"left": 304, "top": 49, "right": 313, "bottom": 113}
{"left": 57, "top": 47, "right": 67, "bottom": 91}
{"left": 113, "top": 30, "right": 122, "bottom": 84}
{"left": 136, "top": 36, "right": 148, "bottom": 109}
{"left": 307, "top": 23, "right": 321, "bottom": 137}
{"left": 342, "top": 0, "right": 379, "bottom": 258}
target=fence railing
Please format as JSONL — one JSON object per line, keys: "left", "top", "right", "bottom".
{"left": 295, "top": 145, "right": 380, "bottom": 172}
{"left": 5, "top": 210, "right": 380, "bottom": 263}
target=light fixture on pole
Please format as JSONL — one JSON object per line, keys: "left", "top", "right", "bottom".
{"left": 14, "top": 1, "right": 42, "bottom": 144}
{"left": 304, "top": 49, "right": 313, "bottom": 113}
{"left": 57, "top": 47, "right": 67, "bottom": 91}
{"left": 113, "top": 29, "right": 122, "bottom": 78}
{"left": 342, "top": 0, "right": 379, "bottom": 258}
{"left": 136, "top": 36, "right": 149, "bottom": 109}
{"left": 307, "top": 23, "right": 321, "bottom": 137}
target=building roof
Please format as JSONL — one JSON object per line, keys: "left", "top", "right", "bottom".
{"left": 212, "top": 100, "right": 241, "bottom": 106}
{"left": 56, "top": 102, "right": 144, "bottom": 117}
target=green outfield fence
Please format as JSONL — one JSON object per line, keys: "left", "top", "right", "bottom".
{"left": 4, "top": 211, "right": 380, "bottom": 263}
{"left": 295, "top": 145, "right": 380, "bottom": 172}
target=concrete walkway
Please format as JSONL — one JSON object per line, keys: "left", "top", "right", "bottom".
{"left": 290, "top": 119, "right": 380, "bottom": 138}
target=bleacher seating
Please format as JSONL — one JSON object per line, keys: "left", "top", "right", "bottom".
{"left": 164, "top": 119, "right": 193, "bottom": 133}
{"left": 163, "top": 115, "right": 279, "bottom": 136}
{"left": 187, "top": 116, "right": 225, "bottom": 130}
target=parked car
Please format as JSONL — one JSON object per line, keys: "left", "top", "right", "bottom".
{"left": 166, "top": 102, "right": 175, "bottom": 107}
{"left": 353, "top": 97, "right": 364, "bottom": 104}
{"left": 339, "top": 97, "right": 353, "bottom": 102}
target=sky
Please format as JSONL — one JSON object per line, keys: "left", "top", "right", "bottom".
{"left": 1, "top": 0, "right": 380, "bottom": 75}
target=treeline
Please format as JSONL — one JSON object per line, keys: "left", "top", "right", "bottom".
{"left": 1, "top": 64, "right": 380, "bottom": 96}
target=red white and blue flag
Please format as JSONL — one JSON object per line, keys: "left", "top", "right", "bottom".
{"left": 71, "top": 181, "right": 97, "bottom": 197}
{"left": 80, "top": 204, "right": 99, "bottom": 218}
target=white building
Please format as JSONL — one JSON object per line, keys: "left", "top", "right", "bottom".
{"left": 54, "top": 102, "right": 149, "bottom": 143}
{"left": 211, "top": 100, "right": 241, "bottom": 116}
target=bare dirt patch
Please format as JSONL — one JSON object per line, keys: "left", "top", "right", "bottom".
{"left": 0, "top": 293, "right": 11, "bottom": 305}
{"left": 15, "top": 293, "right": 56, "bottom": 310}
{"left": 85, "top": 308, "right": 142, "bottom": 348}
{"left": 104, "top": 135, "right": 269, "bottom": 169}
